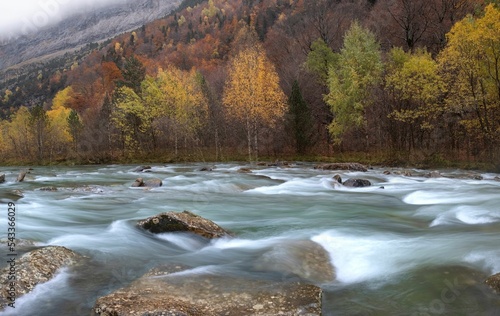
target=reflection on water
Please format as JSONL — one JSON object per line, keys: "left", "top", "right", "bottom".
{"left": 1, "top": 163, "right": 500, "bottom": 315}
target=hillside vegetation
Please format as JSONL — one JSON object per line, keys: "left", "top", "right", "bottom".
{"left": 1, "top": 0, "right": 499, "bottom": 169}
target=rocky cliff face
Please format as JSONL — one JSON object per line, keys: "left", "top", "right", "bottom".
{"left": 0, "top": 0, "right": 181, "bottom": 70}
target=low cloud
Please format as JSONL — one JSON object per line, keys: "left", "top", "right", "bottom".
{"left": 0, "top": 0, "right": 127, "bottom": 43}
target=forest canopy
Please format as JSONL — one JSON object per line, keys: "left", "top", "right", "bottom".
{"left": 0, "top": 0, "right": 498, "bottom": 167}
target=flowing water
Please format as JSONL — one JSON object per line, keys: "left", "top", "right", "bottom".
{"left": 1, "top": 163, "right": 500, "bottom": 315}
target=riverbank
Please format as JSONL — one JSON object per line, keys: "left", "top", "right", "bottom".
{"left": 1, "top": 148, "right": 498, "bottom": 172}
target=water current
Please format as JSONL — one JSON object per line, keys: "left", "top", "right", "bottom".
{"left": 1, "top": 163, "right": 499, "bottom": 315}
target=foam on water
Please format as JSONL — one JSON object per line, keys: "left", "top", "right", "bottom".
{"left": 464, "top": 250, "right": 500, "bottom": 275}
{"left": 245, "top": 177, "right": 332, "bottom": 195}
{"left": 311, "top": 230, "right": 471, "bottom": 284}
{"left": 430, "top": 205, "right": 500, "bottom": 227}
{"left": 403, "top": 190, "right": 488, "bottom": 205}
{"left": 156, "top": 233, "right": 207, "bottom": 251}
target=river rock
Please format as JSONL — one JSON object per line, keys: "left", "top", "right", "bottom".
{"left": 314, "top": 163, "right": 367, "bottom": 172}
{"left": 0, "top": 174, "right": 5, "bottom": 183}
{"left": 133, "top": 165, "right": 151, "bottom": 172}
{"left": 16, "top": 170, "right": 28, "bottom": 182}
{"left": 425, "top": 170, "right": 441, "bottom": 178}
{"left": 144, "top": 178, "right": 163, "bottom": 187}
{"left": 254, "top": 240, "right": 335, "bottom": 283}
{"left": 92, "top": 265, "right": 322, "bottom": 316}
{"left": 237, "top": 168, "right": 252, "bottom": 173}
{"left": 131, "top": 178, "right": 144, "bottom": 187}
{"left": 485, "top": 273, "right": 500, "bottom": 294}
{"left": 333, "top": 174, "right": 342, "bottom": 184}
{"left": 199, "top": 166, "right": 214, "bottom": 171}
{"left": 137, "top": 211, "right": 232, "bottom": 239}
{"left": 0, "top": 246, "right": 83, "bottom": 310}
{"left": 38, "top": 186, "right": 58, "bottom": 191}
{"left": 131, "top": 178, "right": 162, "bottom": 187}
{"left": 343, "top": 178, "right": 372, "bottom": 187}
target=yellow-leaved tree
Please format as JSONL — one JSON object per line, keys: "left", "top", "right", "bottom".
{"left": 4, "top": 107, "right": 34, "bottom": 160}
{"left": 438, "top": 4, "right": 500, "bottom": 158}
{"left": 46, "top": 99, "right": 72, "bottom": 159}
{"left": 223, "top": 28, "right": 286, "bottom": 161}
{"left": 385, "top": 47, "right": 445, "bottom": 151}
{"left": 156, "top": 67, "right": 208, "bottom": 155}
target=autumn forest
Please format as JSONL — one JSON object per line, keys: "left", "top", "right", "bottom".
{"left": 1, "top": 0, "right": 499, "bottom": 168}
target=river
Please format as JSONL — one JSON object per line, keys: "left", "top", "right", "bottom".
{"left": 1, "top": 163, "right": 499, "bottom": 315}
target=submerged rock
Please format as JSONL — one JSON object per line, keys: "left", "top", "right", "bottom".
{"left": 93, "top": 266, "right": 322, "bottom": 316}
{"left": 38, "top": 186, "right": 58, "bottom": 191}
{"left": 0, "top": 174, "right": 5, "bottom": 183}
{"left": 314, "top": 163, "right": 367, "bottom": 172}
{"left": 254, "top": 240, "right": 335, "bottom": 283}
{"left": 0, "top": 246, "right": 82, "bottom": 310}
{"left": 343, "top": 178, "right": 372, "bottom": 187}
{"left": 199, "top": 166, "right": 214, "bottom": 171}
{"left": 137, "top": 211, "right": 232, "bottom": 239}
{"left": 425, "top": 170, "right": 441, "bottom": 178}
{"left": 485, "top": 273, "right": 500, "bottom": 294}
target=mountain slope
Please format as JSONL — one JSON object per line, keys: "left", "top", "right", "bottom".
{"left": 0, "top": 0, "right": 181, "bottom": 71}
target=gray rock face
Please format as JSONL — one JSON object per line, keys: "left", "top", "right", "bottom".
{"left": 343, "top": 178, "right": 372, "bottom": 187}
{"left": 92, "top": 265, "right": 322, "bottom": 316}
{"left": 137, "top": 211, "right": 232, "bottom": 239}
{"left": 0, "top": 246, "right": 82, "bottom": 310}
{"left": 254, "top": 240, "right": 335, "bottom": 283}
{"left": 314, "top": 163, "right": 367, "bottom": 172}
{"left": 0, "top": 0, "right": 181, "bottom": 71}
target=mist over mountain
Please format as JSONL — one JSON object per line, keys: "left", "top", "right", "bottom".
{"left": 0, "top": 0, "right": 181, "bottom": 70}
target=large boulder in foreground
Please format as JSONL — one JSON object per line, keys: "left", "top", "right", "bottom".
{"left": 0, "top": 246, "right": 82, "bottom": 310}
{"left": 93, "top": 266, "right": 322, "bottom": 316}
{"left": 314, "top": 163, "right": 367, "bottom": 172}
{"left": 254, "top": 240, "right": 335, "bottom": 283}
{"left": 485, "top": 273, "right": 500, "bottom": 294}
{"left": 137, "top": 211, "right": 232, "bottom": 239}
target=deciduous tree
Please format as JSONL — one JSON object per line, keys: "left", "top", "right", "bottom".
{"left": 325, "top": 21, "right": 383, "bottom": 146}
{"left": 223, "top": 39, "right": 286, "bottom": 161}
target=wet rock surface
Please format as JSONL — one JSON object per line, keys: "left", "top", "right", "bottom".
{"left": 0, "top": 246, "right": 83, "bottom": 310}
{"left": 131, "top": 178, "right": 163, "bottom": 188}
{"left": 343, "top": 178, "right": 372, "bottom": 187}
{"left": 93, "top": 265, "right": 322, "bottom": 316}
{"left": 485, "top": 273, "right": 500, "bottom": 294}
{"left": 137, "top": 211, "right": 233, "bottom": 239}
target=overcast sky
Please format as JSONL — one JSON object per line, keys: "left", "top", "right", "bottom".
{"left": 0, "top": 0, "right": 125, "bottom": 37}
